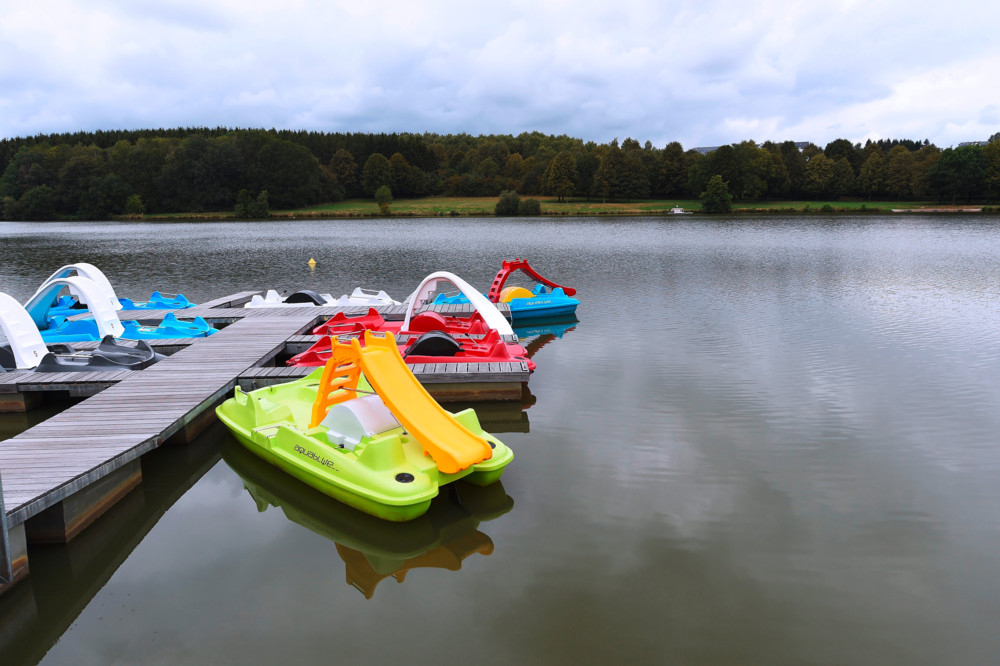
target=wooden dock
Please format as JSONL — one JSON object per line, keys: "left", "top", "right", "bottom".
{"left": 0, "top": 294, "right": 526, "bottom": 592}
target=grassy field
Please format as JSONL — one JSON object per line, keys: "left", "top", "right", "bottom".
{"left": 144, "top": 196, "right": 991, "bottom": 220}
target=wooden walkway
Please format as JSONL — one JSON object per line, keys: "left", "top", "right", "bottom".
{"left": 2, "top": 295, "right": 525, "bottom": 534}
{"left": 1, "top": 293, "right": 529, "bottom": 590}
{"left": 106, "top": 300, "right": 510, "bottom": 327}
{"left": 238, "top": 360, "right": 530, "bottom": 388}
{"left": 1, "top": 313, "right": 313, "bottom": 527}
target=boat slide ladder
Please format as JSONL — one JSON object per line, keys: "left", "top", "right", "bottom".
{"left": 486, "top": 258, "right": 577, "bottom": 302}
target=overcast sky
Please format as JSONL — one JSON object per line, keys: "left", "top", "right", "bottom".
{"left": 1, "top": 0, "right": 997, "bottom": 149}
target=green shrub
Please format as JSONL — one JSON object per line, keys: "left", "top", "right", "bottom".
{"left": 375, "top": 185, "right": 392, "bottom": 215}
{"left": 495, "top": 190, "right": 521, "bottom": 216}
{"left": 518, "top": 198, "right": 541, "bottom": 216}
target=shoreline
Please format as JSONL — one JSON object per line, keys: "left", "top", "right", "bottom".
{"left": 135, "top": 205, "right": 997, "bottom": 222}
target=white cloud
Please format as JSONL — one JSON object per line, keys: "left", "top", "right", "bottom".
{"left": 0, "top": 0, "right": 998, "bottom": 147}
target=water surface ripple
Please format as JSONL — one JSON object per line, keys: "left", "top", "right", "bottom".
{"left": 1, "top": 215, "right": 999, "bottom": 665}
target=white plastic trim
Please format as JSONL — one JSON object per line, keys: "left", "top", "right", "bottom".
{"left": 0, "top": 292, "right": 49, "bottom": 369}
{"left": 320, "top": 394, "right": 399, "bottom": 450}
{"left": 23, "top": 276, "right": 125, "bottom": 338}
{"left": 402, "top": 271, "right": 513, "bottom": 336}
{"left": 333, "top": 287, "right": 399, "bottom": 307}
{"left": 30, "top": 263, "right": 123, "bottom": 310}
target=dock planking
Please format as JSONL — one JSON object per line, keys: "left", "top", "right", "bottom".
{"left": 0, "top": 312, "right": 316, "bottom": 528}
{"left": 0, "top": 294, "right": 530, "bottom": 593}
{"left": 3, "top": 296, "right": 527, "bottom": 543}
{"left": 91, "top": 300, "right": 511, "bottom": 328}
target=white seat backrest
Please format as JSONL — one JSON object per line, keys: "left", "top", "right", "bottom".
{"left": 403, "top": 271, "right": 513, "bottom": 335}
{"left": 0, "top": 292, "right": 49, "bottom": 369}
{"left": 321, "top": 394, "right": 399, "bottom": 450}
{"left": 30, "top": 263, "right": 123, "bottom": 310}
{"left": 23, "top": 276, "right": 125, "bottom": 338}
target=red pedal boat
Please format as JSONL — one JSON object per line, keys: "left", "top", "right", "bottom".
{"left": 288, "top": 272, "right": 535, "bottom": 371}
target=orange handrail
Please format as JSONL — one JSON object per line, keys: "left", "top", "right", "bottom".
{"left": 309, "top": 339, "right": 362, "bottom": 428}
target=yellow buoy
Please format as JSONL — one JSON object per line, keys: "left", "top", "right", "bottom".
{"left": 308, "top": 257, "right": 316, "bottom": 268}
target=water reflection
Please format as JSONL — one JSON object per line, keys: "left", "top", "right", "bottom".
{"left": 454, "top": 394, "right": 534, "bottom": 433}
{"left": 220, "top": 438, "right": 514, "bottom": 599}
{"left": 5, "top": 218, "right": 1000, "bottom": 664}
{"left": 513, "top": 317, "right": 579, "bottom": 360}
{"left": 0, "top": 426, "right": 220, "bottom": 666}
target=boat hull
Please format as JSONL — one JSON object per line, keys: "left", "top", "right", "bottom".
{"left": 223, "top": 426, "right": 435, "bottom": 522}
{"left": 216, "top": 368, "right": 512, "bottom": 522}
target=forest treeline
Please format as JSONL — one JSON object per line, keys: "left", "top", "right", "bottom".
{"left": 2, "top": 128, "right": 999, "bottom": 220}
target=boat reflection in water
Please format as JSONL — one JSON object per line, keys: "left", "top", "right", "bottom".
{"left": 513, "top": 317, "right": 579, "bottom": 360}
{"left": 449, "top": 390, "right": 535, "bottom": 434}
{"left": 0, "top": 425, "right": 223, "bottom": 666}
{"left": 220, "top": 437, "right": 514, "bottom": 599}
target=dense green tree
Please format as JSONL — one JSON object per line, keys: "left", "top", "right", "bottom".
{"left": 830, "top": 157, "right": 855, "bottom": 198}
{"left": 700, "top": 174, "right": 732, "bottom": 213}
{"left": 658, "top": 142, "right": 687, "bottom": 197}
{"left": 18, "top": 185, "right": 57, "bottom": 220}
{"left": 82, "top": 173, "right": 130, "bottom": 218}
{"left": 234, "top": 189, "right": 253, "bottom": 218}
{"left": 593, "top": 141, "right": 629, "bottom": 202}
{"left": 328, "top": 148, "right": 358, "bottom": 198}
{"left": 5, "top": 128, "right": 994, "bottom": 218}
{"left": 250, "top": 190, "right": 269, "bottom": 217}
{"left": 928, "top": 146, "right": 987, "bottom": 204}
{"left": 251, "top": 139, "right": 328, "bottom": 208}
{"left": 763, "top": 150, "right": 791, "bottom": 197}
{"left": 730, "top": 141, "right": 769, "bottom": 199}
{"left": 685, "top": 152, "right": 711, "bottom": 197}
{"left": 477, "top": 157, "right": 500, "bottom": 178}
{"left": 982, "top": 140, "right": 1000, "bottom": 200}
{"left": 573, "top": 149, "right": 600, "bottom": 200}
{"left": 56, "top": 145, "right": 105, "bottom": 215}
{"left": 803, "top": 153, "right": 835, "bottom": 197}
{"left": 543, "top": 151, "right": 578, "bottom": 202}
{"left": 910, "top": 144, "right": 941, "bottom": 197}
{"left": 824, "top": 139, "right": 861, "bottom": 173}
{"left": 885, "top": 146, "right": 916, "bottom": 199}
{"left": 503, "top": 153, "right": 525, "bottom": 180}
{"left": 390, "top": 152, "right": 415, "bottom": 196}
{"left": 124, "top": 194, "right": 145, "bottom": 217}
{"left": 1, "top": 195, "right": 16, "bottom": 220}
{"left": 361, "top": 152, "right": 392, "bottom": 196}
{"left": 858, "top": 151, "right": 887, "bottom": 199}
{"left": 0, "top": 145, "right": 53, "bottom": 199}
{"left": 778, "top": 141, "right": 808, "bottom": 197}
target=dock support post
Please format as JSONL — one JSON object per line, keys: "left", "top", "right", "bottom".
{"left": 0, "top": 392, "right": 44, "bottom": 413}
{"left": 1, "top": 468, "right": 11, "bottom": 583}
{"left": 24, "top": 459, "right": 142, "bottom": 543}
{"left": 1, "top": 470, "right": 30, "bottom": 593}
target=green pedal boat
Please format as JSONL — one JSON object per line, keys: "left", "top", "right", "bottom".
{"left": 216, "top": 330, "right": 513, "bottom": 521}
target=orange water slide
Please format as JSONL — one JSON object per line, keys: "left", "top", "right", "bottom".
{"left": 314, "top": 331, "right": 493, "bottom": 474}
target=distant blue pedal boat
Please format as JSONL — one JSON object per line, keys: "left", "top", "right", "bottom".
{"left": 22, "top": 264, "right": 214, "bottom": 342}
{"left": 432, "top": 258, "right": 579, "bottom": 322}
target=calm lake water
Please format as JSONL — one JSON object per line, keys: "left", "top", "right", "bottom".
{"left": 2, "top": 215, "right": 1000, "bottom": 665}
